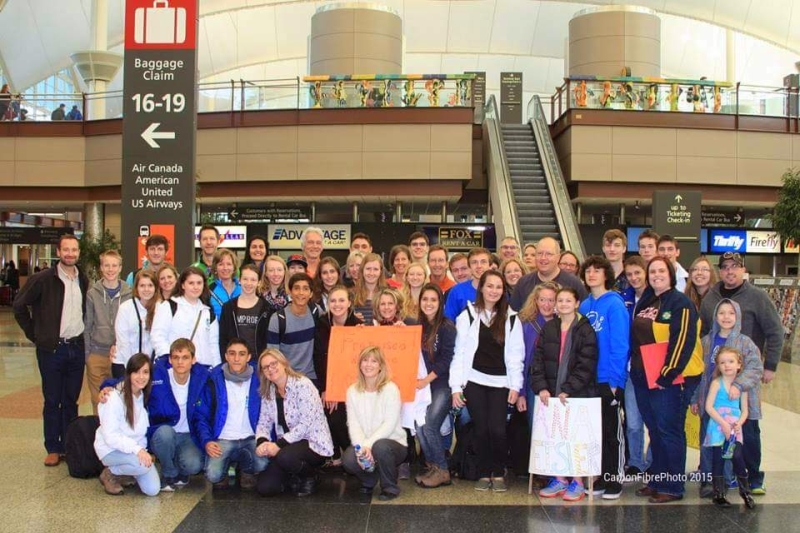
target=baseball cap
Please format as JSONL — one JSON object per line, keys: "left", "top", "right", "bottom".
{"left": 718, "top": 252, "right": 744, "bottom": 268}
{"left": 286, "top": 254, "right": 308, "bottom": 267}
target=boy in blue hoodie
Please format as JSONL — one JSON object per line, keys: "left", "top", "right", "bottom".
{"left": 579, "top": 255, "right": 630, "bottom": 500}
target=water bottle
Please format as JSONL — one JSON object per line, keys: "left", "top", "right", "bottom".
{"left": 354, "top": 444, "right": 375, "bottom": 472}
{"left": 722, "top": 431, "right": 737, "bottom": 459}
{"left": 450, "top": 392, "right": 466, "bottom": 417}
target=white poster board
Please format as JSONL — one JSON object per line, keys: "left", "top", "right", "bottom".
{"left": 529, "top": 397, "right": 602, "bottom": 477}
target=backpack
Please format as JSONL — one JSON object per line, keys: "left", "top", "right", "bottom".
{"left": 449, "top": 417, "right": 480, "bottom": 481}
{"left": 65, "top": 416, "right": 104, "bottom": 478}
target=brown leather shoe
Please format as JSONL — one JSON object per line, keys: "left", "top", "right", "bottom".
{"left": 420, "top": 466, "right": 452, "bottom": 488}
{"left": 44, "top": 453, "right": 61, "bottom": 467}
{"left": 99, "top": 467, "right": 124, "bottom": 495}
{"left": 648, "top": 493, "right": 683, "bottom": 504}
{"left": 635, "top": 486, "right": 657, "bottom": 497}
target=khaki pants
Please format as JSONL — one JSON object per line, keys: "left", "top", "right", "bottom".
{"left": 85, "top": 353, "right": 112, "bottom": 415}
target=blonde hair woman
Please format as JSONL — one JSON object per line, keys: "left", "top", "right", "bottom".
{"left": 260, "top": 255, "right": 289, "bottom": 314}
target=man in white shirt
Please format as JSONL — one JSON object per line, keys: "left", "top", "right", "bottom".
{"left": 657, "top": 235, "right": 688, "bottom": 292}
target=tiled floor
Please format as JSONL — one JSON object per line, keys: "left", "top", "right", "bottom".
{"left": 1, "top": 308, "right": 799, "bottom": 533}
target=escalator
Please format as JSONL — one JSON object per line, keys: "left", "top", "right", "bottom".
{"left": 483, "top": 95, "right": 585, "bottom": 259}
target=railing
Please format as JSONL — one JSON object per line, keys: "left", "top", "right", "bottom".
{"left": 548, "top": 76, "right": 799, "bottom": 124}
{"left": 483, "top": 94, "right": 523, "bottom": 245}
{"left": 528, "top": 95, "right": 586, "bottom": 261}
{"left": 0, "top": 74, "right": 476, "bottom": 123}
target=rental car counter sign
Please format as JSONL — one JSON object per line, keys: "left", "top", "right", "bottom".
{"left": 268, "top": 225, "right": 351, "bottom": 250}
{"left": 121, "top": 0, "right": 199, "bottom": 273}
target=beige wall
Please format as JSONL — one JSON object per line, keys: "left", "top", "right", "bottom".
{"left": 309, "top": 6, "right": 402, "bottom": 75}
{"left": 558, "top": 125, "right": 800, "bottom": 187}
{"left": 569, "top": 8, "right": 661, "bottom": 78}
{"left": 0, "top": 124, "right": 472, "bottom": 187}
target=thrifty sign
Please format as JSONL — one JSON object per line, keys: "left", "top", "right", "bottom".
{"left": 325, "top": 325, "right": 422, "bottom": 402}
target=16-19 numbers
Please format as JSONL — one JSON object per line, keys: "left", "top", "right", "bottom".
{"left": 132, "top": 93, "right": 185, "bottom": 113}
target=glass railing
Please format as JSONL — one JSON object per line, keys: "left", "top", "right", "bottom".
{"left": 547, "top": 77, "right": 799, "bottom": 123}
{"left": 0, "top": 74, "right": 476, "bottom": 123}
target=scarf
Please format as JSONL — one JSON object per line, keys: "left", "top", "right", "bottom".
{"left": 222, "top": 362, "right": 254, "bottom": 383}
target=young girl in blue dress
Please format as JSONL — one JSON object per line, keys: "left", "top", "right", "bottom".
{"left": 703, "top": 346, "right": 755, "bottom": 509}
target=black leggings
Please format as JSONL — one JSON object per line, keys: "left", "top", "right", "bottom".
{"left": 256, "top": 440, "right": 326, "bottom": 496}
{"left": 711, "top": 444, "right": 747, "bottom": 478}
{"left": 464, "top": 382, "right": 508, "bottom": 478}
{"left": 326, "top": 403, "right": 350, "bottom": 460}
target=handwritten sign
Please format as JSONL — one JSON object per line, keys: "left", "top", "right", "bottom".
{"left": 529, "top": 398, "right": 602, "bottom": 477}
{"left": 326, "top": 325, "right": 422, "bottom": 402}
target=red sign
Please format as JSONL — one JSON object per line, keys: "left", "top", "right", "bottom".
{"left": 125, "top": 0, "right": 197, "bottom": 50}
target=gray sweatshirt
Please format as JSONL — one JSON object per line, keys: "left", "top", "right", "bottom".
{"left": 84, "top": 280, "right": 132, "bottom": 357}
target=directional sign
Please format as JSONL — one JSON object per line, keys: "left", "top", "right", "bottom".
{"left": 653, "top": 190, "right": 702, "bottom": 260}
{"left": 228, "top": 205, "right": 311, "bottom": 222}
{"left": 121, "top": 0, "right": 198, "bottom": 273}
{"left": 701, "top": 210, "right": 744, "bottom": 228}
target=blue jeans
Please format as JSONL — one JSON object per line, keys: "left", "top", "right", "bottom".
{"left": 149, "top": 425, "right": 204, "bottom": 479}
{"left": 624, "top": 376, "right": 652, "bottom": 472}
{"left": 101, "top": 450, "right": 160, "bottom": 496}
{"left": 632, "top": 372, "right": 689, "bottom": 496}
{"left": 416, "top": 386, "right": 451, "bottom": 469}
{"left": 204, "top": 437, "right": 269, "bottom": 483}
{"left": 36, "top": 342, "right": 84, "bottom": 453}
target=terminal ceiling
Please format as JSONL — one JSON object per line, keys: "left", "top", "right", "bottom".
{"left": 1, "top": 0, "right": 798, "bottom": 96}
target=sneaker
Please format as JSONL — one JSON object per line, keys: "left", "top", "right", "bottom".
{"left": 378, "top": 491, "right": 398, "bottom": 501}
{"left": 728, "top": 479, "right": 738, "bottom": 489}
{"left": 160, "top": 478, "right": 175, "bottom": 492}
{"left": 240, "top": 472, "right": 257, "bottom": 491}
{"left": 398, "top": 463, "right": 411, "bottom": 480}
{"left": 562, "top": 480, "right": 585, "bottom": 502}
{"left": 602, "top": 482, "right": 623, "bottom": 500}
{"left": 212, "top": 480, "right": 229, "bottom": 491}
{"left": 624, "top": 466, "right": 642, "bottom": 484}
{"left": 586, "top": 479, "right": 605, "bottom": 496}
{"left": 474, "top": 477, "right": 492, "bottom": 491}
{"left": 751, "top": 484, "right": 766, "bottom": 496}
{"left": 699, "top": 482, "right": 713, "bottom": 499}
{"left": 491, "top": 477, "right": 507, "bottom": 492}
{"left": 539, "top": 478, "right": 568, "bottom": 498}
{"left": 174, "top": 475, "right": 190, "bottom": 488}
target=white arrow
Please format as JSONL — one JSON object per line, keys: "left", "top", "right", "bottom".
{"left": 674, "top": 194, "right": 683, "bottom": 203}
{"left": 734, "top": 213, "right": 742, "bottom": 223}
{"left": 229, "top": 209, "right": 239, "bottom": 219}
{"left": 141, "top": 123, "right": 176, "bottom": 148}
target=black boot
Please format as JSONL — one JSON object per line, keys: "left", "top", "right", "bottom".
{"left": 296, "top": 475, "right": 318, "bottom": 497}
{"left": 737, "top": 476, "right": 756, "bottom": 509}
{"left": 712, "top": 476, "right": 731, "bottom": 507}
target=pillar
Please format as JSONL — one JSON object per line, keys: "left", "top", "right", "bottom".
{"left": 441, "top": 201, "right": 448, "bottom": 222}
{"left": 726, "top": 29, "right": 736, "bottom": 84}
{"left": 309, "top": 4, "right": 403, "bottom": 75}
{"left": 84, "top": 202, "right": 105, "bottom": 241}
{"left": 569, "top": 6, "right": 661, "bottom": 78}
{"left": 394, "top": 202, "right": 403, "bottom": 223}
{"left": 352, "top": 201, "right": 359, "bottom": 222}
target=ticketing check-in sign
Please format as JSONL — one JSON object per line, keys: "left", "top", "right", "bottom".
{"left": 121, "top": 0, "right": 198, "bottom": 273}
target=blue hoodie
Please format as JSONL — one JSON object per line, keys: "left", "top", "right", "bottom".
{"left": 147, "top": 358, "right": 210, "bottom": 447}
{"left": 191, "top": 364, "right": 261, "bottom": 449}
{"left": 579, "top": 290, "right": 630, "bottom": 389}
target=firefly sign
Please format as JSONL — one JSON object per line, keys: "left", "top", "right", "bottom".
{"left": 121, "top": 0, "right": 199, "bottom": 273}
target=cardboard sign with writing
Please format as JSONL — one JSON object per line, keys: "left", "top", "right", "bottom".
{"left": 529, "top": 397, "right": 602, "bottom": 476}
{"left": 325, "top": 325, "right": 422, "bottom": 403}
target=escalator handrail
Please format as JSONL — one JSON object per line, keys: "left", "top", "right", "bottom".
{"left": 529, "top": 95, "right": 587, "bottom": 261}
{"left": 484, "top": 95, "right": 523, "bottom": 246}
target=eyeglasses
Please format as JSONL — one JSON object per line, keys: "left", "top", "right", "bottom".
{"left": 558, "top": 261, "right": 577, "bottom": 268}
{"left": 261, "top": 361, "right": 280, "bottom": 372}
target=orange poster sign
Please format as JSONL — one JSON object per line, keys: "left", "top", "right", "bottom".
{"left": 136, "top": 224, "right": 175, "bottom": 269}
{"left": 326, "top": 325, "right": 422, "bottom": 403}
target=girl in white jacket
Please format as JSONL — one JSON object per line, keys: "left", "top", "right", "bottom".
{"left": 114, "top": 271, "right": 156, "bottom": 375}
{"left": 151, "top": 267, "right": 220, "bottom": 367}
{"left": 449, "top": 270, "right": 524, "bottom": 493}
{"left": 94, "top": 353, "right": 160, "bottom": 496}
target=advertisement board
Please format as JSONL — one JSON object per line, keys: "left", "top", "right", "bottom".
{"left": 746, "top": 231, "right": 781, "bottom": 254}
{"left": 709, "top": 229, "right": 747, "bottom": 254}
{"left": 267, "top": 224, "right": 351, "bottom": 250}
{"left": 193, "top": 225, "right": 247, "bottom": 249}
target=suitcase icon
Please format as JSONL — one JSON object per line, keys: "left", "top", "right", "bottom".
{"left": 134, "top": 0, "right": 186, "bottom": 45}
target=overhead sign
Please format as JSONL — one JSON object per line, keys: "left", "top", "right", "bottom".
{"left": 228, "top": 205, "right": 310, "bottom": 222}
{"left": 193, "top": 225, "right": 247, "bottom": 249}
{"left": 438, "top": 227, "right": 484, "bottom": 249}
{"left": 652, "top": 191, "right": 702, "bottom": 238}
{"left": 267, "top": 224, "right": 351, "bottom": 250}
{"left": 121, "top": 0, "right": 199, "bottom": 274}
{"left": 500, "top": 72, "right": 523, "bottom": 124}
{"left": 701, "top": 210, "right": 744, "bottom": 227}
{"left": 746, "top": 231, "right": 781, "bottom": 254}
{"left": 0, "top": 227, "right": 74, "bottom": 245}
{"left": 709, "top": 229, "right": 746, "bottom": 253}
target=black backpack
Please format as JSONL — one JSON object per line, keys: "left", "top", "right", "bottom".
{"left": 65, "top": 416, "right": 104, "bottom": 478}
{"left": 449, "top": 417, "right": 480, "bottom": 481}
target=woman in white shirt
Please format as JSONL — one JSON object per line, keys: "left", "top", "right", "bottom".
{"left": 342, "top": 346, "right": 407, "bottom": 501}
{"left": 151, "top": 266, "right": 220, "bottom": 367}
{"left": 94, "top": 353, "right": 160, "bottom": 496}
{"left": 114, "top": 271, "right": 156, "bottom": 376}
{"left": 449, "top": 270, "right": 524, "bottom": 493}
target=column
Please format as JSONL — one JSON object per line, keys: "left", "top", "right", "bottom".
{"left": 84, "top": 202, "right": 105, "bottom": 241}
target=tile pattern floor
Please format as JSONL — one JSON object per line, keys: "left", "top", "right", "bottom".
{"left": 1, "top": 308, "right": 799, "bottom": 532}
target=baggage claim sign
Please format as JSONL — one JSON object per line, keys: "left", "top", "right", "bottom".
{"left": 121, "top": 0, "right": 199, "bottom": 273}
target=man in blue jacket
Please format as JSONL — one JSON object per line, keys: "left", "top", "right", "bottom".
{"left": 148, "top": 338, "right": 209, "bottom": 491}
{"left": 193, "top": 338, "right": 267, "bottom": 490}
{"left": 579, "top": 255, "right": 630, "bottom": 500}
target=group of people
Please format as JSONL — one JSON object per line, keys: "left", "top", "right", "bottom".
{"left": 12, "top": 223, "right": 784, "bottom": 507}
